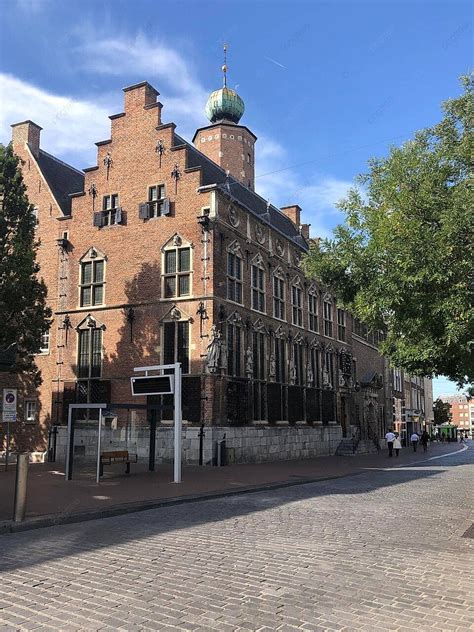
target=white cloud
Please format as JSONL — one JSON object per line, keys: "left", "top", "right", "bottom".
{"left": 255, "top": 134, "right": 354, "bottom": 239}
{"left": 72, "top": 28, "right": 209, "bottom": 137}
{"left": 0, "top": 73, "right": 112, "bottom": 167}
{"left": 1, "top": 28, "right": 354, "bottom": 239}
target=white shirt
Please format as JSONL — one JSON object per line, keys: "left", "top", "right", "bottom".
{"left": 411, "top": 433, "right": 419, "bottom": 441}
{"left": 385, "top": 432, "right": 396, "bottom": 442}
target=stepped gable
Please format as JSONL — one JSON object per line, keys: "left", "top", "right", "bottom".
{"left": 174, "top": 134, "right": 307, "bottom": 250}
{"left": 36, "top": 149, "right": 84, "bottom": 215}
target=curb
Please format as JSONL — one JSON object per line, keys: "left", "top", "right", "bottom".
{"left": 0, "top": 444, "right": 467, "bottom": 536}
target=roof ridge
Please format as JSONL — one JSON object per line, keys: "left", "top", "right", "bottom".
{"left": 38, "top": 148, "right": 84, "bottom": 176}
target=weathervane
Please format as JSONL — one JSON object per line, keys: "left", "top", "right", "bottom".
{"left": 222, "top": 43, "right": 228, "bottom": 88}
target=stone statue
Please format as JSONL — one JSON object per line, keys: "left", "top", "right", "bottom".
{"left": 206, "top": 325, "right": 222, "bottom": 373}
{"left": 245, "top": 346, "right": 253, "bottom": 377}
{"left": 289, "top": 357, "right": 296, "bottom": 385}
{"left": 338, "top": 370, "right": 346, "bottom": 388}
{"left": 269, "top": 354, "right": 276, "bottom": 381}
{"left": 322, "top": 367, "right": 331, "bottom": 389}
{"left": 306, "top": 362, "right": 314, "bottom": 387}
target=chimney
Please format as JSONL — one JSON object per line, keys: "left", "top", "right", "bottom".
{"left": 281, "top": 204, "right": 301, "bottom": 229}
{"left": 11, "top": 120, "right": 42, "bottom": 158}
{"left": 301, "top": 223, "right": 310, "bottom": 240}
{"left": 123, "top": 81, "right": 161, "bottom": 118}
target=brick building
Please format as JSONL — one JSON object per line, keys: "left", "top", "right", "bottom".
{"left": 2, "top": 73, "right": 433, "bottom": 463}
{"left": 439, "top": 395, "right": 472, "bottom": 437}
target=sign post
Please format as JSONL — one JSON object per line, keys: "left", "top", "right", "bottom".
{"left": 132, "top": 363, "right": 182, "bottom": 483}
{"left": 3, "top": 388, "right": 17, "bottom": 470}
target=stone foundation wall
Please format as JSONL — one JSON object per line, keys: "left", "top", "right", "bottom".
{"left": 55, "top": 424, "right": 342, "bottom": 466}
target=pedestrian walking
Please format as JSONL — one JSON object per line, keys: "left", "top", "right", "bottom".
{"left": 411, "top": 432, "right": 420, "bottom": 452}
{"left": 385, "top": 429, "right": 396, "bottom": 457}
{"left": 421, "top": 430, "right": 429, "bottom": 452}
{"left": 393, "top": 434, "right": 402, "bottom": 457}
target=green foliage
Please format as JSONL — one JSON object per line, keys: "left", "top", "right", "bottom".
{"left": 433, "top": 399, "right": 452, "bottom": 426}
{"left": 304, "top": 75, "right": 474, "bottom": 386}
{"left": 0, "top": 143, "right": 51, "bottom": 383}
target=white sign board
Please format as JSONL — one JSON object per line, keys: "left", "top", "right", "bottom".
{"left": 2, "top": 388, "right": 17, "bottom": 423}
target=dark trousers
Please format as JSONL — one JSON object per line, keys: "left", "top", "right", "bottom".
{"left": 422, "top": 443, "right": 428, "bottom": 452}
{"left": 412, "top": 442, "right": 418, "bottom": 452}
{"left": 395, "top": 449, "right": 400, "bottom": 457}
{"left": 387, "top": 442, "right": 394, "bottom": 457}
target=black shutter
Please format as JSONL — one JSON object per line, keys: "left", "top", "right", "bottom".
{"left": 93, "top": 212, "right": 103, "bottom": 227}
{"left": 161, "top": 197, "right": 170, "bottom": 216}
{"left": 138, "top": 203, "right": 149, "bottom": 219}
{"left": 115, "top": 207, "right": 123, "bottom": 224}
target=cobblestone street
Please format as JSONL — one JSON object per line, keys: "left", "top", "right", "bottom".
{"left": 1, "top": 446, "right": 473, "bottom": 631}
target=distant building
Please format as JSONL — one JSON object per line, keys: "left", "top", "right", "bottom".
{"left": 439, "top": 394, "right": 472, "bottom": 437}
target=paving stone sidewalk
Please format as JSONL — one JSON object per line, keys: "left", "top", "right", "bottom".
{"left": 0, "top": 443, "right": 472, "bottom": 631}
{"left": 0, "top": 442, "right": 466, "bottom": 530}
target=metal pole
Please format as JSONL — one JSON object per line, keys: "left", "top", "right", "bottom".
{"left": 199, "top": 423, "right": 204, "bottom": 466}
{"left": 65, "top": 405, "right": 73, "bottom": 481}
{"left": 5, "top": 422, "right": 10, "bottom": 471}
{"left": 13, "top": 452, "right": 29, "bottom": 522}
{"left": 96, "top": 408, "right": 103, "bottom": 484}
{"left": 149, "top": 408, "right": 156, "bottom": 471}
{"left": 52, "top": 425, "right": 58, "bottom": 462}
{"left": 173, "top": 362, "right": 182, "bottom": 483}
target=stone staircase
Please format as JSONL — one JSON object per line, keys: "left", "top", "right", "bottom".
{"left": 335, "top": 438, "right": 379, "bottom": 456}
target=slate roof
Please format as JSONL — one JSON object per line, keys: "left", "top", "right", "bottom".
{"left": 37, "top": 150, "right": 84, "bottom": 215}
{"left": 174, "top": 134, "right": 308, "bottom": 250}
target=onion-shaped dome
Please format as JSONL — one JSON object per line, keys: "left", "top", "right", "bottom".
{"left": 205, "top": 87, "right": 245, "bottom": 124}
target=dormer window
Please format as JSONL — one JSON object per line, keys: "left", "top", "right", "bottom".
{"left": 94, "top": 195, "right": 123, "bottom": 227}
{"left": 139, "top": 185, "right": 170, "bottom": 219}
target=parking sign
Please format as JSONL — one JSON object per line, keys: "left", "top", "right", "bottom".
{"left": 2, "top": 388, "right": 17, "bottom": 423}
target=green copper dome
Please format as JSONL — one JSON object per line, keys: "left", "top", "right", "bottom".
{"left": 205, "top": 87, "right": 245, "bottom": 124}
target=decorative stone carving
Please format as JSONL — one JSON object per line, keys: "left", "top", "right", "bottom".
{"left": 275, "top": 239, "right": 284, "bottom": 257}
{"left": 293, "top": 251, "right": 301, "bottom": 267}
{"left": 245, "top": 346, "right": 253, "bottom": 377}
{"left": 289, "top": 357, "right": 296, "bottom": 385}
{"left": 169, "top": 307, "right": 181, "bottom": 321}
{"left": 255, "top": 223, "right": 265, "bottom": 245}
{"left": 322, "top": 367, "right": 331, "bottom": 389}
{"left": 173, "top": 235, "right": 182, "bottom": 247}
{"left": 306, "top": 362, "right": 314, "bottom": 387}
{"left": 229, "top": 204, "right": 239, "bottom": 227}
{"left": 269, "top": 354, "right": 276, "bottom": 381}
{"left": 206, "top": 325, "right": 222, "bottom": 373}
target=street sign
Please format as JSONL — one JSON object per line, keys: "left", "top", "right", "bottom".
{"left": 130, "top": 375, "right": 174, "bottom": 396}
{"left": 2, "top": 388, "right": 17, "bottom": 423}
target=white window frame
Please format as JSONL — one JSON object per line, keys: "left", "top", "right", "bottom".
{"left": 79, "top": 259, "right": 105, "bottom": 307}
{"left": 148, "top": 184, "right": 166, "bottom": 218}
{"left": 39, "top": 330, "right": 50, "bottom": 354}
{"left": 337, "top": 308, "right": 346, "bottom": 342}
{"left": 323, "top": 298, "right": 333, "bottom": 338}
{"left": 25, "top": 399, "right": 37, "bottom": 423}
{"left": 102, "top": 193, "right": 120, "bottom": 226}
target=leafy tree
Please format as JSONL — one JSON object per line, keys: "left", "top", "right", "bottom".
{"left": 304, "top": 75, "right": 474, "bottom": 386}
{"left": 0, "top": 143, "right": 51, "bottom": 384}
{"left": 433, "top": 399, "right": 452, "bottom": 426}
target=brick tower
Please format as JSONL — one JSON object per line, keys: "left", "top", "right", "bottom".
{"left": 193, "top": 45, "right": 256, "bottom": 189}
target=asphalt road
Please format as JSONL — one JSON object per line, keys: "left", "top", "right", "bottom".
{"left": 1, "top": 446, "right": 473, "bottom": 631}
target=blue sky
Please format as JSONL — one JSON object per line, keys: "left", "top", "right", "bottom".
{"left": 0, "top": 0, "right": 471, "bottom": 396}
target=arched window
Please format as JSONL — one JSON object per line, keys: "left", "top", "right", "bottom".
{"left": 227, "top": 312, "right": 243, "bottom": 376}
{"left": 161, "top": 306, "right": 191, "bottom": 374}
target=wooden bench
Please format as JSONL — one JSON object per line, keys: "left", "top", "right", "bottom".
{"left": 99, "top": 450, "right": 137, "bottom": 477}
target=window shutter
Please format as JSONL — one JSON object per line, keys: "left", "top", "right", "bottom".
{"left": 138, "top": 203, "right": 149, "bottom": 219}
{"left": 93, "top": 212, "right": 103, "bottom": 227}
{"left": 162, "top": 197, "right": 171, "bottom": 216}
{"left": 115, "top": 207, "right": 123, "bottom": 224}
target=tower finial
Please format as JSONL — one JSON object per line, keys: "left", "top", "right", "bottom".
{"left": 222, "top": 43, "right": 228, "bottom": 88}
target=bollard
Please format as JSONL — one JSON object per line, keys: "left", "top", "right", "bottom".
{"left": 13, "top": 452, "right": 29, "bottom": 522}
